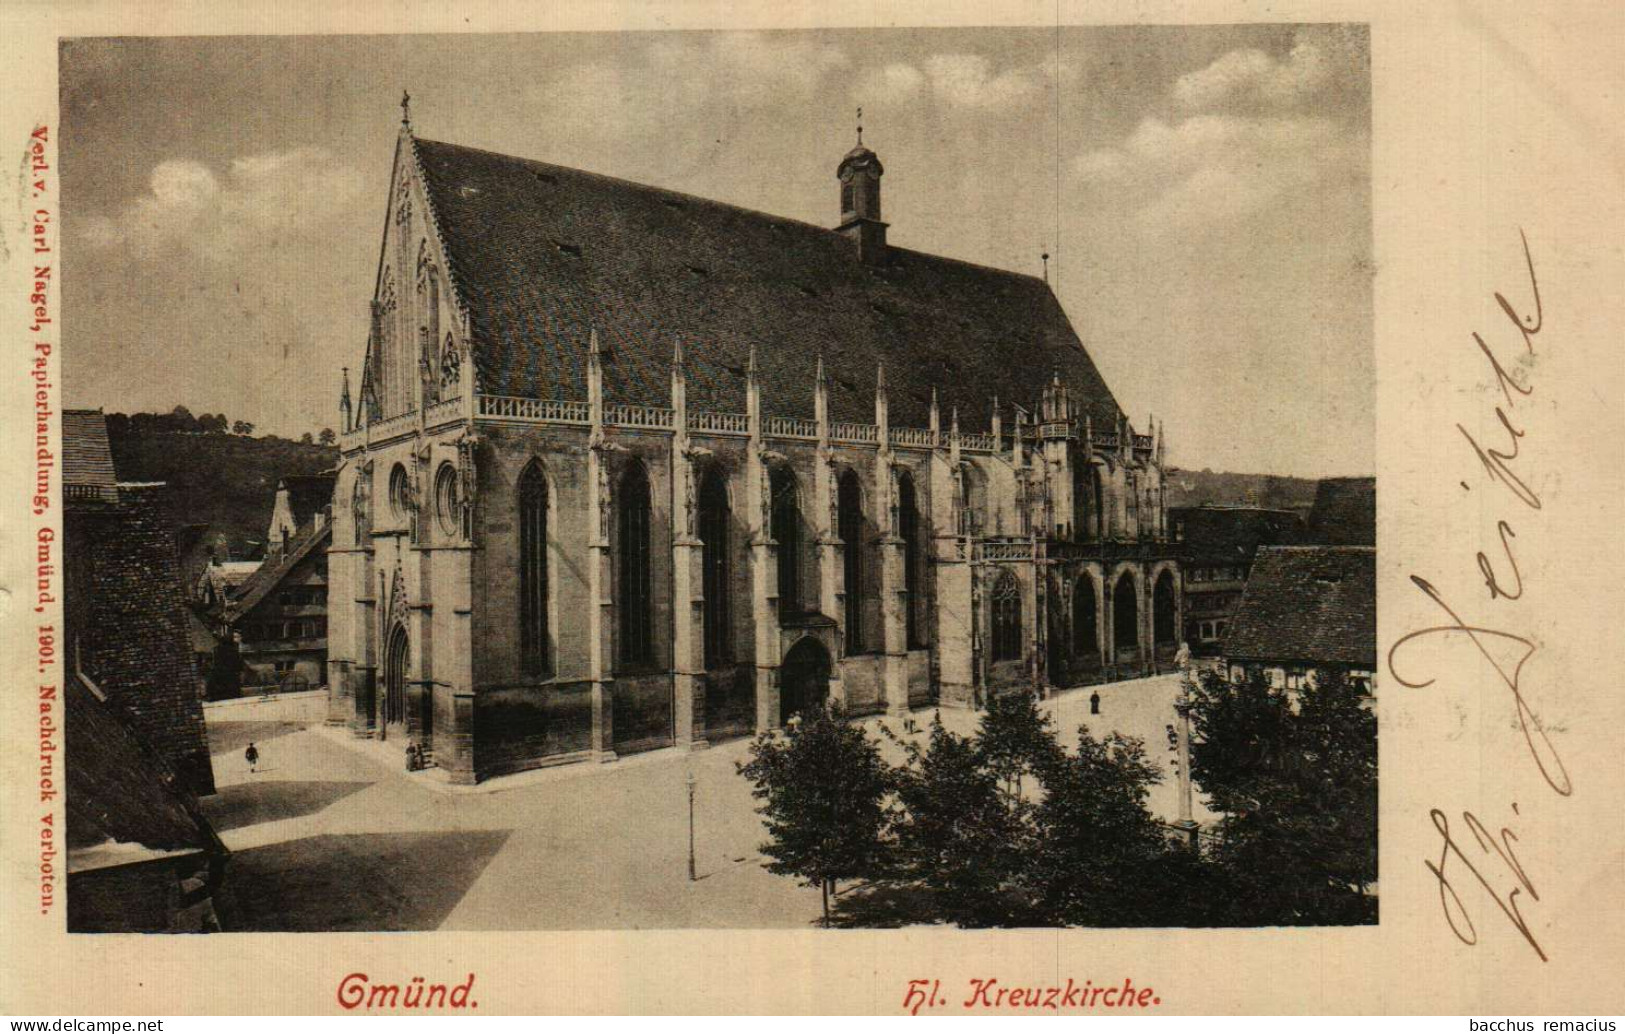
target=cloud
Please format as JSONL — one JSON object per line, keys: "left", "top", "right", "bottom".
{"left": 853, "top": 62, "right": 926, "bottom": 106}
{"left": 922, "top": 53, "right": 1050, "bottom": 110}
{"left": 80, "top": 147, "right": 366, "bottom": 261}
{"left": 1074, "top": 114, "right": 1364, "bottom": 234}
{"left": 1173, "top": 39, "right": 1332, "bottom": 111}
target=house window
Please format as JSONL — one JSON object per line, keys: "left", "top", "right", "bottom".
{"left": 617, "top": 462, "right": 654, "bottom": 667}
{"left": 770, "top": 466, "right": 801, "bottom": 616}
{"left": 897, "top": 471, "right": 924, "bottom": 647}
{"left": 838, "top": 470, "right": 866, "bottom": 654}
{"left": 1285, "top": 668, "right": 1307, "bottom": 691}
{"left": 435, "top": 462, "right": 460, "bottom": 536}
{"left": 699, "top": 468, "right": 731, "bottom": 669}
{"left": 991, "top": 570, "right": 1022, "bottom": 662}
{"left": 518, "top": 461, "right": 550, "bottom": 676}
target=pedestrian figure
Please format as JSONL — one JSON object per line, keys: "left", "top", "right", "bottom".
{"left": 1175, "top": 640, "right": 1192, "bottom": 672}
{"left": 245, "top": 741, "right": 259, "bottom": 774}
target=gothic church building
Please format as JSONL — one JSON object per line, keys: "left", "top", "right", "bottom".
{"left": 328, "top": 104, "right": 1182, "bottom": 783}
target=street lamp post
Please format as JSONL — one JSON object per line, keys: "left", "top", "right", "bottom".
{"left": 686, "top": 768, "right": 697, "bottom": 882}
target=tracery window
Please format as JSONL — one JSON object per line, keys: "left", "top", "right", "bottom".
{"left": 991, "top": 570, "right": 1023, "bottom": 663}
{"left": 519, "top": 461, "right": 550, "bottom": 676}
{"left": 434, "top": 462, "right": 459, "bottom": 537}
{"left": 838, "top": 470, "right": 866, "bottom": 653}
{"left": 769, "top": 466, "right": 801, "bottom": 617}
{"left": 699, "top": 468, "right": 731, "bottom": 669}
{"left": 897, "top": 471, "right": 924, "bottom": 647}
{"left": 617, "top": 463, "right": 654, "bottom": 667}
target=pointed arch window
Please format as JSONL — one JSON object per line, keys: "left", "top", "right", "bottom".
{"left": 770, "top": 466, "right": 801, "bottom": 617}
{"left": 1091, "top": 465, "right": 1107, "bottom": 540}
{"left": 1073, "top": 453, "right": 1091, "bottom": 542}
{"left": 618, "top": 462, "right": 654, "bottom": 667}
{"left": 897, "top": 471, "right": 924, "bottom": 647}
{"left": 519, "top": 462, "right": 551, "bottom": 677}
{"left": 838, "top": 470, "right": 866, "bottom": 654}
{"left": 1126, "top": 472, "right": 1141, "bottom": 538}
{"left": 699, "top": 469, "right": 732, "bottom": 669}
{"left": 991, "top": 570, "right": 1023, "bottom": 662}
{"left": 1072, "top": 575, "right": 1098, "bottom": 658}
{"left": 1113, "top": 573, "right": 1139, "bottom": 652}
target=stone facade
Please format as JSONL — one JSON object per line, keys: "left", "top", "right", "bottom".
{"left": 326, "top": 115, "right": 1181, "bottom": 783}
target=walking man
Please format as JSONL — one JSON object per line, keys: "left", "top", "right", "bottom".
{"left": 245, "top": 741, "right": 259, "bottom": 774}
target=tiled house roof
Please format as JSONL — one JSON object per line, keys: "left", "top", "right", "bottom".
{"left": 65, "top": 674, "right": 220, "bottom": 862}
{"left": 62, "top": 409, "right": 117, "bottom": 489}
{"left": 1223, "top": 546, "right": 1376, "bottom": 668}
{"left": 229, "top": 519, "right": 332, "bottom": 622}
{"left": 1306, "top": 477, "right": 1376, "bottom": 546}
{"left": 411, "top": 137, "right": 1125, "bottom": 430}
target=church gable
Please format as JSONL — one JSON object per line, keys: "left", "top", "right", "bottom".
{"left": 364, "top": 113, "right": 475, "bottom": 422}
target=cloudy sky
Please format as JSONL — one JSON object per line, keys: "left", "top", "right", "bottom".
{"left": 60, "top": 24, "right": 1371, "bottom": 477}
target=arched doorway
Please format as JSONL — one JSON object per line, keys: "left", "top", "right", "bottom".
{"left": 382, "top": 623, "right": 409, "bottom": 742}
{"left": 1072, "top": 574, "right": 1100, "bottom": 674}
{"left": 1153, "top": 569, "right": 1177, "bottom": 662}
{"left": 780, "top": 637, "right": 832, "bottom": 726}
{"left": 1112, "top": 573, "right": 1139, "bottom": 666}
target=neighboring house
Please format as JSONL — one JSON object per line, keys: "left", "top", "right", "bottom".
{"left": 326, "top": 107, "right": 1182, "bottom": 783}
{"left": 266, "top": 473, "right": 339, "bottom": 553}
{"left": 196, "top": 559, "right": 260, "bottom": 611}
{"left": 1171, "top": 506, "right": 1304, "bottom": 657}
{"left": 1222, "top": 545, "right": 1377, "bottom": 696}
{"left": 65, "top": 673, "right": 228, "bottom": 933}
{"left": 62, "top": 409, "right": 216, "bottom": 797}
{"left": 225, "top": 474, "right": 334, "bottom": 691}
{"left": 1306, "top": 476, "right": 1376, "bottom": 546}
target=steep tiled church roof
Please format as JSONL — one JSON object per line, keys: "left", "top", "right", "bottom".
{"left": 1223, "top": 546, "right": 1376, "bottom": 667}
{"left": 412, "top": 137, "right": 1124, "bottom": 430}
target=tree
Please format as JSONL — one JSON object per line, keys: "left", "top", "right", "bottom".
{"left": 1183, "top": 667, "right": 1377, "bottom": 925}
{"left": 199, "top": 413, "right": 229, "bottom": 434}
{"left": 232, "top": 420, "right": 255, "bottom": 436}
{"left": 737, "top": 703, "right": 892, "bottom": 925}
{"left": 976, "top": 689, "right": 1062, "bottom": 798}
{"left": 318, "top": 428, "right": 337, "bottom": 446}
{"left": 299, "top": 432, "right": 315, "bottom": 445}
{"left": 890, "top": 715, "right": 1035, "bottom": 926}
{"left": 1026, "top": 723, "right": 1176, "bottom": 926}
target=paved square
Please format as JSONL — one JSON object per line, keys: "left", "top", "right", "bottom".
{"left": 203, "top": 676, "right": 1209, "bottom": 930}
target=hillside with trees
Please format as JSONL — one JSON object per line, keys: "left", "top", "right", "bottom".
{"left": 1163, "top": 468, "right": 1320, "bottom": 515}
{"left": 104, "top": 407, "right": 338, "bottom": 558}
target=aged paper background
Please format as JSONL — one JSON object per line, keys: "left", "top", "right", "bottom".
{"left": 1, "top": 0, "right": 1621, "bottom": 1015}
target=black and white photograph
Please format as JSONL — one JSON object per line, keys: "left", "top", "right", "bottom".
{"left": 53, "top": 24, "right": 1381, "bottom": 936}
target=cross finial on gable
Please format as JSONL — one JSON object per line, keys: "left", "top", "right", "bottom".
{"left": 856, "top": 106, "right": 863, "bottom": 147}
{"left": 401, "top": 90, "right": 412, "bottom": 127}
